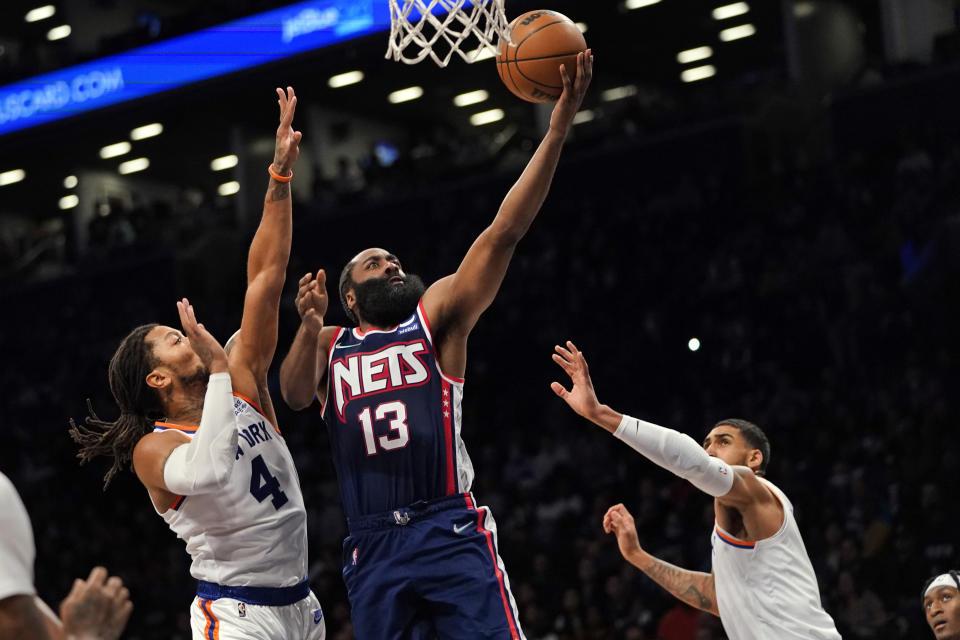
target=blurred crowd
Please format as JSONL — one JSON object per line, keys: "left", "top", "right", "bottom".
{"left": 2, "top": 68, "right": 960, "bottom": 640}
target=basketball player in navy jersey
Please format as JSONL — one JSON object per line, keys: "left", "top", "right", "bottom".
{"left": 923, "top": 571, "right": 960, "bottom": 639}
{"left": 279, "top": 51, "right": 593, "bottom": 639}
{"left": 551, "top": 341, "right": 840, "bottom": 640}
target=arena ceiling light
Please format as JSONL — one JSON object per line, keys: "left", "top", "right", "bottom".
{"left": 470, "top": 109, "right": 505, "bottom": 126}
{"left": 130, "top": 123, "right": 163, "bottom": 140}
{"left": 218, "top": 181, "right": 240, "bottom": 196}
{"left": 677, "top": 46, "right": 713, "bottom": 64}
{"left": 688, "top": 337, "right": 701, "bottom": 351}
{"left": 712, "top": 2, "right": 750, "bottom": 20}
{"left": 118, "top": 157, "right": 149, "bottom": 175}
{"left": 328, "top": 71, "right": 364, "bottom": 88}
{"left": 25, "top": 5, "right": 56, "bottom": 22}
{"left": 601, "top": 85, "right": 638, "bottom": 102}
{"left": 59, "top": 194, "right": 79, "bottom": 210}
{"left": 681, "top": 64, "right": 717, "bottom": 83}
{"left": 46, "top": 25, "right": 71, "bottom": 41}
{"left": 0, "top": 169, "right": 26, "bottom": 186}
{"left": 211, "top": 155, "right": 239, "bottom": 171}
{"left": 624, "top": 0, "right": 661, "bottom": 9}
{"left": 99, "top": 141, "right": 131, "bottom": 159}
{"left": 575, "top": 22, "right": 588, "bottom": 33}
{"left": 63, "top": 175, "right": 78, "bottom": 189}
{"left": 719, "top": 24, "right": 756, "bottom": 41}
{"left": 453, "top": 90, "right": 489, "bottom": 107}
{"left": 388, "top": 86, "right": 424, "bottom": 104}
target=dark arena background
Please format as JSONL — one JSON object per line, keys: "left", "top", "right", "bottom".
{"left": 2, "top": 0, "right": 960, "bottom": 638}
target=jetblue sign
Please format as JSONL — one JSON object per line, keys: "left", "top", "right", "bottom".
{"left": 0, "top": 0, "right": 388, "bottom": 136}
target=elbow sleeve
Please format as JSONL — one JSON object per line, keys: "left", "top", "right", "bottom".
{"left": 163, "top": 372, "right": 239, "bottom": 495}
{"left": 614, "top": 415, "right": 734, "bottom": 497}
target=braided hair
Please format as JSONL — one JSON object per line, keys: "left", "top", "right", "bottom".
{"left": 68, "top": 324, "right": 165, "bottom": 489}
{"left": 921, "top": 570, "right": 960, "bottom": 603}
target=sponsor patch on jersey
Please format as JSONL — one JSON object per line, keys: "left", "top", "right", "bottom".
{"left": 453, "top": 521, "right": 472, "bottom": 535}
{"left": 314, "top": 607, "right": 324, "bottom": 624}
{"left": 397, "top": 322, "right": 419, "bottom": 335}
{"left": 238, "top": 602, "right": 246, "bottom": 618}
{"left": 352, "top": 547, "right": 358, "bottom": 566}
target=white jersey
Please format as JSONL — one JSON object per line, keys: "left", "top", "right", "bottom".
{"left": 0, "top": 471, "right": 36, "bottom": 600}
{"left": 712, "top": 478, "right": 840, "bottom": 640}
{"left": 155, "top": 393, "right": 308, "bottom": 587}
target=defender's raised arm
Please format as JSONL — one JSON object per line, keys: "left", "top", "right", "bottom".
{"left": 230, "top": 86, "right": 302, "bottom": 394}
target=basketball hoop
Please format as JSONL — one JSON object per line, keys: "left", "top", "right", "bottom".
{"left": 386, "top": 0, "right": 513, "bottom": 67}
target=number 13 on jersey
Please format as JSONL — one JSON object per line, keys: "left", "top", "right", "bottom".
{"left": 357, "top": 401, "right": 410, "bottom": 455}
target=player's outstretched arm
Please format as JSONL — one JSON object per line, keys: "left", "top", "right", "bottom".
{"left": 133, "top": 300, "right": 238, "bottom": 497}
{"left": 552, "top": 341, "right": 735, "bottom": 498}
{"left": 279, "top": 270, "right": 339, "bottom": 410}
{"left": 604, "top": 504, "right": 720, "bottom": 617}
{"left": 230, "top": 87, "right": 302, "bottom": 401}
{"left": 422, "top": 51, "right": 593, "bottom": 344}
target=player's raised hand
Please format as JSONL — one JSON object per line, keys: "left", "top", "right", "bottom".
{"left": 551, "top": 340, "right": 602, "bottom": 420}
{"left": 60, "top": 566, "right": 133, "bottom": 640}
{"left": 603, "top": 503, "right": 643, "bottom": 561}
{"left": 295, "top": 269, "right": 328, "bottom": 333}
{"left": 273, "top": 86, "right": 302, "bottom": 176}
{"left": 177, "top": 298, "right": 228, "bottom": 374}
{"left": 550, "top": 49, "right": 593, "bottom": 134}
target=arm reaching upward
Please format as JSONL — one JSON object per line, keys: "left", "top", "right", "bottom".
{"left": 551, "top": 341, "right": 734, "bottom": 498}
{"left": 422, "top": 51, "right": 593, "bottom": 377}
{"left": 229, "top": 87, "right": 302, "bottom": 401}
{"left": 279, "top": 270, "right": 339, "bottom": 410}
{"left": 604, "top": 504, "right": 719, "bottom": 616}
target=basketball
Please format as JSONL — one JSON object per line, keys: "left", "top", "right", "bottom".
{"left": 496, "top": 10, "right": 587, "bottom": 103}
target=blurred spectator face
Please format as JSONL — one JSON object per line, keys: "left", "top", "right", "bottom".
{"left": 924, "top": 584, "right": 960, "bottom": 639}
{"left": 702, "top": 426, "right": 762, "bottom": 472}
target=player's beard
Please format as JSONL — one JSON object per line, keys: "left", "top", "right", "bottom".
{"left": 179, "top": 364, "right": 210, "bottom": 389}
{"left": 353, "top": 273, "right": 426, "bottom": 328}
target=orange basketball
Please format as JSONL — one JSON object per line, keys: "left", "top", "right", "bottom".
{"left": 496, "top": 10, "right": 587, "bottom": 103}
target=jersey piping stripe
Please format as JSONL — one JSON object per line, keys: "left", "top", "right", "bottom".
{"left": 154, "top": 421, "right": 198, "bottom": 433}
{"left": 441, "top": 380, "right": 456, "bottom": 494}
{"left": 171, "top": 495, "right": 185, "bottom": 511}
{"left": 471, "top": 503, "right": 522, "bottom": 639}
{"left": 233, "top": 392, "right": 281, "bottom": 435}
{"left": 714, "top": 525, "right": 756, "bottom": 549}
{"left": 353, "top": 323, "right": 399, "bottom": 338}
{"left": 416, "top": 301, "right": 466, "bottom": 384}
{"left": 199, "top": 598, "right": 219, "bottom": 639}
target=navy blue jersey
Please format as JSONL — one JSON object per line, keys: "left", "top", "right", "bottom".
{"left": 321, "top": 301, "right": 475, "bottom": 520}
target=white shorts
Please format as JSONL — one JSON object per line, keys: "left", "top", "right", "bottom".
{"left": 190, "top": 590, "right": 326, "bottom": 640}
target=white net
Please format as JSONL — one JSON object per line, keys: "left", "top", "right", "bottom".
{"left": 386, "top": 0, "right": 513, "bottom": 67}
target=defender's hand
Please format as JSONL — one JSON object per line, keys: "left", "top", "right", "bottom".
{"left": 60, "top": 566, "right": 133, "bottom": 640}
{"left": 603, "top": 504, "right": 643, "bottom": 560}
{"left": 550, "top": 49, "right": 594, "bottom": 135}
{"left": 177, "top": 298, "right": 228, "bottom": 373}
{"left": 273, "top": 86, "right": 302, "bottom": 176}
{"left": 295, "top": 270, "right": 328, "bottom": 333}
{"left": 551, "top": 340, "right": 602, "bottom": 421}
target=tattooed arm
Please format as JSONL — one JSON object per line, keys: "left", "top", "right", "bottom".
{"left": 603, "top": 503, "right": 720, "bottom": 616}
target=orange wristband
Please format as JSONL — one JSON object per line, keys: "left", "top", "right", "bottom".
{"left": 268, "top": 164, "right": 293, "bottom": 182}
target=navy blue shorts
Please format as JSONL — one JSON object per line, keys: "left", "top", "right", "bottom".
{"left": 342, "top": 493, "right": 524, "bottom": 639}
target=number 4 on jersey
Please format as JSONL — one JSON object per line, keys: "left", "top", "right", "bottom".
{"left": 249, "top": 454, "right": 288, "bottom": 509}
